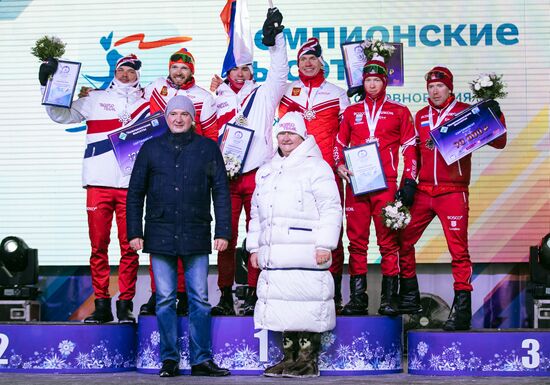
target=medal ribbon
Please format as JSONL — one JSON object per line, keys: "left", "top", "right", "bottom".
{"left": 303, "top": 79, "right": 324, "bottom": 114}
{"left": 363, "top": 96, "right": 387, "bottom": 140}
{"left": 428, "top": 99, "right": 458, "bottom": 131}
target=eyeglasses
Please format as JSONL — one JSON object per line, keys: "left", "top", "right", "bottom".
{"left": 170, "top": 53, "right": 193, "bottom": 64}
{"left": 425, "top": 70, "right": 450, "bottom": 81}
{"left": 363, "top": 63, "right": 388, "bottom": 76}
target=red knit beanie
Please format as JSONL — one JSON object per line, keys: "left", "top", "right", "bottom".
{"left": 169, "top": 48, "right": 195, "bottom": 74}
{"left": 362, "top": 55, "right": 388, "bottom": 84}
{"left": 425, "top": 66, "right": 453, "bottom": 92}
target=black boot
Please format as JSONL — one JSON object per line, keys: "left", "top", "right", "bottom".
{"left": 84, "top": 298, "right": 114, "bottom": 324}
{"left": 378, "top": 275, "right": 399, "bottom": 316}
{"left": 443, "top": 290, "right": 472, "bottom": 331}
{"left": 116, "top": 299, "right": 136, "bottom": 324}
{"left": 139, "top": 293, "right": 156, "bottom": 316}
{"left": 176, "top": 292, "right": 188, "bottom": 316}
{"left": 332, "top": 274, "right": 343, "bottom": 315}
{"left": 263, "top": 332, "right": 298, "bottom": 377}
{"left": 283, "top": 332, "right": 321, "bottom": 378}
{"left": 242, "top": 287, "right": 257, "bottom": 316}
{"left": 211, "top": 287, "right": 236, "bottom": 316}
{"left": 341, "top": 275, "right": 369, "bottom": 315}
{"left": 398, "top": 276, "right": 423, "bottom": 314}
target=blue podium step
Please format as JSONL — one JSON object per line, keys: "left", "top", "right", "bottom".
{"left": 137, "top": 315, "right": 402, "bottom": 375}
{"left": 408, "top": 329, "right": 550, "bottom": 376}
{"left": 0, "top": 322, "right": 136, "bottom": 373}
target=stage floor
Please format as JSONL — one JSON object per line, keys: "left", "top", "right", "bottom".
{"left": 0, "top": 372, "right": 548, "bottom": 385}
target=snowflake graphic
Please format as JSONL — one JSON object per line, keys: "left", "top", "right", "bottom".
{"left": 417, "top": 341, "right": 428, "bottom": 357}
{"left": 320, "top": 332, "right": 336, "bottom": 349}
{"left": 150, "top": 331, "right": 160, "bottom": 347}
{"left": 43, "top": 354, "right": 66, "bottom": 369}
{"left": 75, "top": 352, "right": 92, "bottom": 369}
{"left": 58, "top": 340, "right": 76, "bottom": 356}
{"left": 8, "top": 354, "right": 22, "bottom": 368}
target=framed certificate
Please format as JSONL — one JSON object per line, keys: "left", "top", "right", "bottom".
{"left": 41, "top": 60, "right": 81, "bottom": 108}
{"left": 344, "top": 142, "right": 387, "bottom": 196}
{"left": 108, "top": 112, "right": 168, "bottom": 175}
{"left": 219, "top": 123, "right": 254, "bottom": 173}
{"left": 340, "top": 41, "right": 404, "bottom": 96}
{"left": 429, "top": 99, "right": 507, "bottom": 165}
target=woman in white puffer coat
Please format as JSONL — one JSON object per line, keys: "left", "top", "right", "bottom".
{"left": 247, "top": 112, "right": 342, "bottom": 378}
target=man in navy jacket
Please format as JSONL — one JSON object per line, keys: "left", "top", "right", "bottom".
{"left": 126, "top": 95, "right": 231, "bottom": 377}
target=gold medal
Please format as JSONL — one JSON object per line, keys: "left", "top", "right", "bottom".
{"left": 236, "top": 114, "right": 248, "bottom": 126}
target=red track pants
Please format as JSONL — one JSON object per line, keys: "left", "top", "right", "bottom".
{"left": 87, "top": 187, "right": 138, "bottom": 300}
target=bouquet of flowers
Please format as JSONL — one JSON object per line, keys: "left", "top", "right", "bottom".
{"left": 360, "top": 39, "right": 395, "bottom": 63}
{"left": 381, "top": 200, "right": 411, "bottom": 230}
{"left": 470, "top": 73, "right": 507, "bottom": 101}
{"left": 223, "top": 153, "right": 241, "bottom": 180}
{"left": 31, "top": 35, "right": 66, "bottom": 61}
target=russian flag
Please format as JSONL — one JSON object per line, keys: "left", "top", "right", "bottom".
{"left": 220, "top": 0, "right": 253, "bottom": 78}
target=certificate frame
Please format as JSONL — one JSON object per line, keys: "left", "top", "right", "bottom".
{"left": 340, "top": 41, "right": 404, "bottom": 96}
{"left": 429, "top": 99, "right": 507, "bottom": 165}
{"left": 344, "top": 142, "right": 388, "bottom": 196}
{"left": 219, "top": 123, "right": 254, "bottom": 174}
{"left": 41, "top": 60, "right": 81, "bottom": 108}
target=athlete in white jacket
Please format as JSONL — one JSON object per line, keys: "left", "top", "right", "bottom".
{"left": 247, "top": 112, "right": 341, "bottom": 378}
{"left": 211, "top": 8, "right": 289, "bottom": 316}
{"left": 41, "top": 54, "right": 148, "bottom": 324}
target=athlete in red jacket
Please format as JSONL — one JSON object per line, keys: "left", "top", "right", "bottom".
{"left": 278, "top": 37, "right": 350, "bottom": 312}
{"left": 335, "top": 56, "right": 417, "bottom": 316}
{"left": 398, "top": 66, "right": 507, "bottom": 330}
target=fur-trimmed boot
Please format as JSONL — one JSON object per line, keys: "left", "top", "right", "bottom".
{"left": 282, "top": 332, "right": 321, "bottom": 378}
{"left": 341, "top": 274, "right": 369, "bottom": 315}
{"left": 263, "top": 332, "right": 298, "bottom": 377}
{"left": 397, "top": 276, "right": 423, "bottom": 314}
{"left": 443, "top": 290, "right": 472, "bottom": 331}
{"left": 378, "top": 275, "right": 399, "bottom": 316}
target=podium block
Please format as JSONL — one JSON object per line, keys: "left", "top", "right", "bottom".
{"left": 0, "top": 322, "right": 136, "bottom": 373}
{"left": 408, "top": 329, "right": 550, "bottom": 376}
{"left": 137, "top": 315, "right": 402, "bottom": 375}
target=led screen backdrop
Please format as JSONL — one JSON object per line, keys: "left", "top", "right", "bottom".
{"left": 0, "top": 0, "right": 548, "bottom": 265}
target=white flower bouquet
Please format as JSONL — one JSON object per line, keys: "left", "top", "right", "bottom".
{"left": 470, "top": 73, "right": 507, "bottom": 100}
{"left": 223, "top": 153, "right": 241, "bottom": 180}
{"left": 361, "top": 39, "right": 395, "bottom": 63}
{"left": 31, "top": 35, "right": 66, "bottom": 61}
{"left": 381, "top": 200, "right": 411, "bottom": 230}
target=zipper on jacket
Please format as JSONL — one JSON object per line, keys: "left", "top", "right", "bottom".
{"left": 433, "top": 148, "right": 438, "bottom": 185}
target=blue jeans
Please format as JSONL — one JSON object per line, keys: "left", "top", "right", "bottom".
{"left": 151, "top": 253, "right": 212, "bottom": 365}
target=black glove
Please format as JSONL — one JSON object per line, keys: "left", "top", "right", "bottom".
{"left": 395, "top": 178, "right": 417, "bottom": 207}
{"left": 39, "top": 57, "right": 58, "bottom": 86}
{"left": 261, "top": 7, "right": 284, "bottom": 47}
{"left": 485, "top": 99, "right": 502, "bottom": 119}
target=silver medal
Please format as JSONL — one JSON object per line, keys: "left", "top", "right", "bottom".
{"left": 118, "top": 110, "right": 131, "bottom": 126}
{"left": 303, "top": 109, "right": 316, "bottom": 121}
